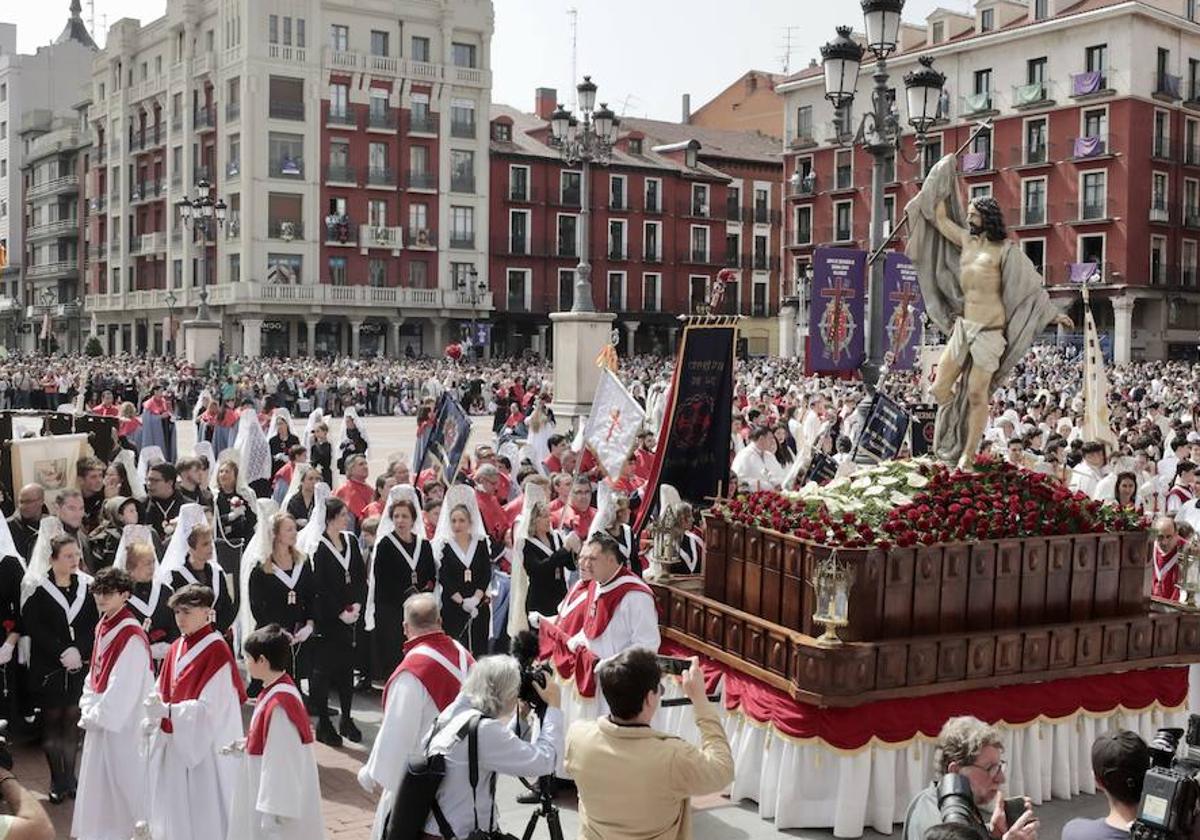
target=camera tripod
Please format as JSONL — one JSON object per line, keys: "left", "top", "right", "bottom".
{"left": 519, "top": 774, "right": 564, "bottom": 840}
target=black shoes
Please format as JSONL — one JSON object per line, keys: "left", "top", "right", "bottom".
{"left": 339, "top": 718, "right": 362, "bottom": 743}
{"left": 315, "top": 717, "right": 342, "bottom": 748}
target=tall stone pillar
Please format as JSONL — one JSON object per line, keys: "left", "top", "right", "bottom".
{"left": 241, "top": 317, "right": 263, "bottom": 358}
{"left": 305, "top": 318, "right": 318, "bottom": 357}
{"left": 349, "top": 319, "right": 363, "bottom": 357}
{"left": 623, "top": 321, "right": 640, "bottom": 356}
{"left": 1112, "top": 296, "right": 1135, "bottom": 365}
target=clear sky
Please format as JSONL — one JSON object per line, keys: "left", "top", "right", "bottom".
{"left": 8, "top": 0, "right": 960, "bottom": 119}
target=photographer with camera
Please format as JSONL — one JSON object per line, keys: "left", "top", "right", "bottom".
{"left": 0, "top": 756, "right": 53, "bottom": 840}
{"left": 565, "top": 648, "right": 734, "bottom": 840}
{"left": 903, "top": 716, "right": 1038, "bottom": 840}
{"left": 418, "top": 655, "right": 562, "bottom": 840}
{"left": 1063, "top": 731, "right": 1150, "bottom": 840}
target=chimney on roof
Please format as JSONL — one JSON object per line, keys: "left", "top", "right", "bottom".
{"left": 535, "top": 87, "right": 558, "bottom": 121}
{"left": 682, "top": 93, "right": 691, "bottom": 124}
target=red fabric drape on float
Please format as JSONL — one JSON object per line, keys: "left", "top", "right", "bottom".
{"left": 660, "top": 640, "right": 1188, "bottom": 752}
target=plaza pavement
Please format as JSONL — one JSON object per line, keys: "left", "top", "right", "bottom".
{"left": 16, "top": 416, "right": 1108, "bottom": 837}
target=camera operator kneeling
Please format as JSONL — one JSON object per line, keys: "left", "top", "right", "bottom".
{"left": 1062, "top": 730, "right": 1150, "bottom": 840}
{"left": 904, "top": 716, "right": 1038, "bottom": 840}
{"left": 420, "top": 655, "right": 563, "bottom": 840}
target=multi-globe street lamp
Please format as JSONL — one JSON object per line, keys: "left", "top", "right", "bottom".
{"left": 174, "top": 179, "right": 227, "bottom": 322}
{"left": 810, "top": 0, "right": 946, "bottom": 383}
{"left": 548, "top": 76, "right": 621, "bottom": 314}
{"left": 165, "top": 289, "right": 178, "bottom": 356}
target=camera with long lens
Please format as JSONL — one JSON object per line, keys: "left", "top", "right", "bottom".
{"left": 510, "top": 630, "right": 552, "bottom": 718}
{"left": 1132, "top": 716, "right": 1200, "bottom": 840}
{"left": 936, "top": 773, "right": 990, "bottom": 840}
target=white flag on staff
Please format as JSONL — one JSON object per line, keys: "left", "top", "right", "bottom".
{"left": 583, "top": 370, "right": 645, "bottom": 479}
{"left": 1081, "top": 290, "right": 1118, "bottom": 450}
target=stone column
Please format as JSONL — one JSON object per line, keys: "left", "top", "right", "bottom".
{"left": 623, "top": 320, "right": 640, "bottom": 356}
{"left": 536, "top": 324, "right": 549, "bottom": 358}
{"left": 779, "top": 305, "right": 797, "bottom": 357}
{"left": 349, "top": 319, "right": 363, "bottom": 357}
{"left": 390, "top": 318, "right": 404, "bottom": 358}
{"left": 287, "top": 320, "right": 298, "bottom": 358}
{"left": 1112, "top": 296, "right": 1135, "bottom": 365}
{"left": 667, "top": 325, "right": 679, "bottom": 352}
{"left": 241, "top": 317, "right": 263, "bottom": 358}
{"left": 430, "top": 317, "right": 447, "bottom": 352}
{"left": 305, "top": 318, "right": 318, "bottom": 357}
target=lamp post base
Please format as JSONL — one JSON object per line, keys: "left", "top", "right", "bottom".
{"left": 182, "top": 318, "right": 222, "bottom": 367}
{"left": 548, "top": 310, "right": 617, "bottom": 425}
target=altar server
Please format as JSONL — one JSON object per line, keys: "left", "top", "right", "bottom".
{"left": 227, "top": 624, "right": 325, "bottom": 840}
{"left": 72, "top": 566, "right": 155, "bottom": 840}
{"left": 358, "top": 593, "right": 472, "bottom": 840}
{"left": 145, "top": 583, "right": 247, "bottom": 840}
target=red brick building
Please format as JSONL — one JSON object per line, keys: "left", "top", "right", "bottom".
{"left": 488, "top": 93, "right": 784, "bottom": 356}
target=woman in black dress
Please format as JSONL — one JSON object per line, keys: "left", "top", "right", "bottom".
{"left": 22, "top": 535, "right": 99, "bottom": 802}
{"left": 247, "top": 512, "right": 315, "bottom": 686}
{"left": 213, "top": 459, "right": 257, "bottom": 615}
{"left": 164, "top": 518, "right": 236, "bottom": 635}
{"left": 268, "top": 412, "right": 300, "bottom": 470}
{"left": 371, "top": 490, "right": 436, "bottom": 678}
{"left": 284, "top": 464, "right": 320, "bottom": 528}
{"left": 435, "top": 491, "right": 494, "bottom": 657}
{"left": 309, "top": 496, "right": 367, "bottom": 747}
{"left": 309, "top": 422, "right": 334, "bottom": 487}
{"left": 522, "top": 500, "right": 576, "bottom": 617}
{"left": 666, "top": 503, "right": 706, "bottom": 577}
{"left": 116, "top": 537, "right": 176, "bottom": 670}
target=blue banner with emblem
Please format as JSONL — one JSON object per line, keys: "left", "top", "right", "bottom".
{"left": 807, "top": 247, "right": 867, "bottom": 373}
{"left": 853, "top": 391, "right": 912, "bottom": 465}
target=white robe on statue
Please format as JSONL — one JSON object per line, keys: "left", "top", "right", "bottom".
{"left": 72, "top": 639, "right": 155, "bottom": 840}
{"left": 147, "top": 662, "right": 244, "bottom": 840}
{"left": 362, "top": 671, "right": 440, "bottom": 840}
{"left": 227, "top": 708, "right": 325, "bottom": 840}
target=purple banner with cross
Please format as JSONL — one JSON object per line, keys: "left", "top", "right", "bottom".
{"left": 808, "top": 247, "right": 867, "bottom": 373}
{"left": 883, "top": 252, "right": 925, "bottom": 370}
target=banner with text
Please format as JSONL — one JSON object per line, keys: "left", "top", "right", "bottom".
{"left": 883, "top": 252, "right": 925, "bottom": 369}
{"left": 853, "top": 391, "right": 912, "bottom": 465}
{"left": 632, "top": 323, "right": 736, "bottom": 535}
{"left": 808, "top": 247, "right": 867, "bottom": 374}
{"left": 909, "top": 404, "right": 938, "bottom": 457}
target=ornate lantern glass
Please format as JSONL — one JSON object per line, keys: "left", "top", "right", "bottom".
{"left": 820, "top": 26, "right": 865, "bottom": 108}
{"left": 811, "top": 551, "right": 853, "bottom": 647}
{"left": 861, "top": 0, "right": 904, "bottom": 58}
{"left": 904, "top": 55, "right": 946, "bottom": 135}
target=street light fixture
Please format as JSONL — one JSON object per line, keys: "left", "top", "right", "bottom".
{"left": 175, "top": 179, "right": 227, "bottom": 322}
{"left": 165, "top": 289, "right": 178, "bottom": 357}
{"left": 39, "top": 288, "right": 56, "bottom": 357}
{"left": 548, "top": 76, "right": 621, "bottom": 314}
{"left": 817, "top": 0, "right": 946, "bottom": 384}
{"left": 457, "top": 266, "right": 489, "bottom": 358}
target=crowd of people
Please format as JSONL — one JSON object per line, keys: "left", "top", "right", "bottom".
{"left": 0, "top": 340, "right": 1193, "bottom": 839}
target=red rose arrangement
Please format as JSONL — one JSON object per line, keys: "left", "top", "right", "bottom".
{"left": 716, "top": 456, "right": 1146, "bottom": 550}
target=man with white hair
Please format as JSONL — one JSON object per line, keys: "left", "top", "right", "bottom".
{"left": 359, "top": 593, "right": 473, "bottom": 840}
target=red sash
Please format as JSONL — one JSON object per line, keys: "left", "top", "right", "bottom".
{"left": 157, "top": 626, "right": 247, "bottom": 732}
{"left": 245, "top": 675, "right": 313, "bottom": 756}
{"left": 1153, "top": 539, "right": 1183, "bottom": 600}
{"left": 89, "top": 607, "right": 150, "bottom": 693}
{"left": 383, "top": 632, "right": 473, "bottom": 710}
{"left": 583, "top": 569, "right": 652, "bottom": 640}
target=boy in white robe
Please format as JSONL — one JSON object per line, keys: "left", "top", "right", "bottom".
{"left": 144, "top": 584, "right": 247, "bottom": 840}
{"left": 73, "top": 566, "right": 156, "bottom": 840}
{"left": 227, "top": 623, "right": 325, "bottom": 840}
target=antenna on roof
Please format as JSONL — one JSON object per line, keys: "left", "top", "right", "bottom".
{"left": 779, "top": 25, "right": 801, "bottom": 74}
{"left": 568, "top": 7, "right": 578, "bottom": 110}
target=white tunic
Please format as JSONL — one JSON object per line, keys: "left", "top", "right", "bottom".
{"left": 1069, "top": 462, "right": 1105, "bottom": 499}
{"left": 147, "top": 663, "right": 245, "bottom": 840}
{"left": 362, "top": 671, "right": 440, "bottom": 840}
{"left": 72, "top": 640, "right": 156, "bottom": 840}
{"left": 731, "top": 445, "right": 785, "bottom": 491}
{"left": 226, "top": 707, "right": 326, "bottom": 840}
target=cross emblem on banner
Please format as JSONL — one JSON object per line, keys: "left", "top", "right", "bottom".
{"left": 818, "top": 272, "right": 858, "bottom": 362}
{"left": 605, "top": 408, "right": 623, "bottom": 442}
{"left": 886, "top": 279, "right": 919, "bottom": 354}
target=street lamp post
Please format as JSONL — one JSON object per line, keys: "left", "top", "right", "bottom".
{"left": 175, "top": 179, "right": 227, "bottom": 322}
{"left": 39, "top": 288, "right": 56, "bottom": 357}
{"left": 458, "top": 267, "right": 489, "bottom": 358}
{"left": 816, "top": 0, "right": 945, "bottom": 385}
{"left": 165, "top": 289, "right": 178, "bottom": 357}
{"left": 549, "top": 77, "right": 620, "bottom": 313}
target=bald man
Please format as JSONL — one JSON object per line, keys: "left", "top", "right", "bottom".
{"left": 6, "top": 485, "right": 46, "bottom": 562}
{"left": 1152, "top": 516, "right": 1185, "bottom": 601}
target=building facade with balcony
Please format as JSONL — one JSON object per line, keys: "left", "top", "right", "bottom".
{"left": 86, "top": 0, "right": 492, "bottom": 358}
{"left": 488, "top": 95, "right": 783, "bottom": 357}
{"left": 0, "top": 6, "right": 96, "bottom": 345}
{"left": 779, "top": 0, "right": 1200, "bottom": 364}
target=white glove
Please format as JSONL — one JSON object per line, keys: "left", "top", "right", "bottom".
{"left": 527, "top": 611, "right": 545, "bottom": 629}
{"left": 60, "top": 647, "right": 83, "bottom": 671}
{"left": 357, "top": 766, "right": 378, "bottom": 794}
{"left": 462, "top": 594, "right": 480, "bottom": 612}
{"left": 293, "top": 624, "right": 314, "bottom": 643}
{"left": 467, "top": 605, "right": 479, "bottom": 620}
{"left": 150, "top": 642, "right": 171, "bottom": 660}
{"left": 0, "top": 641, "right": 15, "bottom": 666}
{"left": 339, "top": 608, "right": 358, "bottom": 625}
{"left": 566, "top": 632, "right": 586, "bottom": 654}
{"left": 78, "top": 710, "right": 97, "bottom": 731}
{"left": 144, "top": 693, "right": 169, "bottom": 721}
{"left": 228, "top": 505, "right": 245, "bottom": 520}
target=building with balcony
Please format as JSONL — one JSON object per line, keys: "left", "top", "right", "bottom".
{"left": 779, "top": 0, "right": 1200, "bottom": 364}
{"left": 0, "top": 4, "right": 96, "bottom": 347}
{"left": 488, "top": 93, "right": 783, "bottom": 356}
{"left": 86, "top": 0, "right": 492, "bottom": 358}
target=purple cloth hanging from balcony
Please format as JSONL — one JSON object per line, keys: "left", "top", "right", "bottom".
{"left": 1072, "top": 71, "right": 1103, "bottom": 96}
{"left": 1068, "top": 262, "right": 1098, "bottom": 285}
{"left": 1073, "top": 135, "right": 1104, "bottom": 158}
{"left": 961, "top": 152, "right": 987, "bottom": 173}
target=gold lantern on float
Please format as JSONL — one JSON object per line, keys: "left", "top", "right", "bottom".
{"left": 1178, "top": 537, "right": 1200, "bottom": 607}
{"left": 810, "top": 550, "right": 854, "bottom": 647}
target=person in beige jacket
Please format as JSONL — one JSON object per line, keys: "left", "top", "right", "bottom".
{"left": 565, "top": 648, "right": 734, "bottom": 840}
